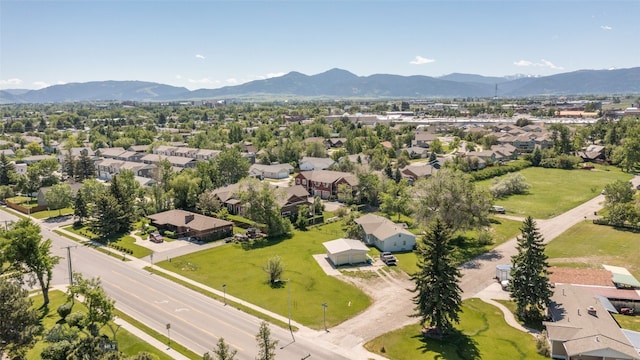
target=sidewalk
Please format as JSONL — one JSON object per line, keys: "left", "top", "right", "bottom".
{"left": 475, "top": 283, "right": 540, "bottom": 338}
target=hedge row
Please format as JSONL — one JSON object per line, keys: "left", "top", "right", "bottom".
{"left": 470, "top": 160, "right": 532, "bottom": 181}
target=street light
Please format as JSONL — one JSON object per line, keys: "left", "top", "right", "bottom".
{"left": 322, "top": 303, "right": 328, "bottom": 332}
{"left": 275, "top": 279, "right": 295, "bottom": 343}
{"left": 222, "top": 284, "right": 227, "bottom": 306}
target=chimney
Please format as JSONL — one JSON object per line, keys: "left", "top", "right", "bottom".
{"left": 577, "top": 308, "right": 581, "bottom": 316}
{"left": 587, "top": 306, "right": 597, "bottom": 316}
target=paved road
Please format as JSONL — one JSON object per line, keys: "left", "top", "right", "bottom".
{"left": 9, "top": 213, "right": 354, "bottom": 360}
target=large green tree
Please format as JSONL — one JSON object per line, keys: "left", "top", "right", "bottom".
{"left": 169, "top": 170, "right": 201, "bottom": 209}
{"left": 90, "top": 193, "right": 126, "bottom": 239}
{"left": 510, "top": 216, "right": 553, "bottom": 322}
{"left": 0, "top": 277, "right": 40, "bottom": 358}
{"left": 45, "top": 182, "right": 73, "bottom": 215}
{"left": 68, "top": 273, "right": 115, "bottom": 337}
{"left": 410, "top": 217, "right": 462, "bottom": 337}
{"left": 379, "top": 178, "right": 411, "bottom": 221}
{"left": 0, "top": 152, "right": 15, "bottom": 185}
{"left": 238, "top": 178, "right": 291, "bottom": 237}
{"left": 3, "top": 218, "right": 60, "bottom": 305}
{"left": 215, "top": 147, "right": 250, "bottom": 186}
{"left": 413, "top": 168, "right": 491, "bottom": 232}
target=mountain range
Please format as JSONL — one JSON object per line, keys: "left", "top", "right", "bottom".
{"left": 2, "top": 67, "right": 639, "bottom": 104}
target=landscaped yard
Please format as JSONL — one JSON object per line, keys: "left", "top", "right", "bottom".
{"left": 64, "top": 225, "right": 153, "bottom": 258}
{"left": 546, "top": 221, "right": 640, "bottom": 278}
{"left": 155, "top": 220, "right": 371, "bottom": 330}
{"left": 27, "top": 290, "right": 174, "bottom": 360}
{"left": 364, "top": 298, "right": 547, "bottom": 360}
{"left": 476, "top": 166, "right": 632, "bottom": 219}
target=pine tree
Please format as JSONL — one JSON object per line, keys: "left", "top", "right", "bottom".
{"left": 76, "top": 151, "right": 96, "bottom": 181}
{"left": 510, "top": 216, "right": 553, "bottom": 322}
{"left": 410, "top": 217, "right": 462, "bottom": 337}
{"left": 255, "top": 321, "right": 278, "bottom": 360}
{"left": 74, "top": 191, "right": 88, "bottom": 224}
{"left": 0, "top": 152, "right": 15, "bottom": 185}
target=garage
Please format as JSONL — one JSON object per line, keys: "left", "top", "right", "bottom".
{"left": 323, "top": 238, "right": 369, "bottom": 266}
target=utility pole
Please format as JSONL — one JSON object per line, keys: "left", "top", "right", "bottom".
{"left": 62, "top": 245, "right": 77, "bottom": 285}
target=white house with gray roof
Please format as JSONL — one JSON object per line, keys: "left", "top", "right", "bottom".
{"left": 354, "top": 213, "right": 416, "bottom": 252}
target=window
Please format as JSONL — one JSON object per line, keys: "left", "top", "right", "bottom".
{"left": 302, "top": 179, "right": 307, "bottom": 185}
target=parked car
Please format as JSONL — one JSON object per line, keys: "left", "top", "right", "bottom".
{"left": 149, "top": 232, "right": 164, "bottom": 243}
{"left": 380, "top": 251, "right": 397, "bottom": 266}
{"left": 491, "top": 205, "right": 506, "bottom": 214}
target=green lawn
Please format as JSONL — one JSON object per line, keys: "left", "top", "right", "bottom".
{"left": 27, "top": 290, "right": 173, "bottom": 360}
{"left": 156, "top": 221, "right": 371, "bottom": 330}
{"left": 476, "top": 166, "right": 632, "bottom": 219}
{"left": 364, "top": 298, "right": 547, "bottom": 360}
{"left": 64, "top": 225, "right": 153, "bottom": 258}
{"left": 395, "top": 217, "right": 523, "bottom": 276}
{"left": 613, "top": 313, "right": 640, "bottom": 331}
{"left": 30, "top": 207, "right": 74, "bottom": 219}
{"left": 546, "top": 221, "right": 640, "bottom": 278}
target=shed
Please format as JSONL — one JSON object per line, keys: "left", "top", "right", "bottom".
{"left": 323, "top": 238, "right": 369, "bottom": 266}
{"left": 496, "top": 264, "right": 512, "bottom": 282}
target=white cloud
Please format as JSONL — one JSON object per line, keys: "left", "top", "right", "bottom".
{"left": 195, "top": 54, "right": 206, "bottom": 60}
{"left": 256, "top": 72, "right": 285, "bottom": 80}
{"left": 226, "top": 78, "right": 239, "bottom": 84}
{"left": 600, "top": 25, "right": 612, "bottom": 31}
{"left": 33, "top": 81, "right": 50, "bottom": 89}
{"left": 176, "top": 75, "right": 183, "bottom": 80}
{"left": 188, "top": 78, "right": 213, "bottom": 84}
{"left": 409, "top": 56, "right": 435, "bottom": 65}
{"left": 513, "top": 59, "right": 563, "bottom": 70}
{"left": 513, "top": 60, "right": 533, "bottom": 67}
{"left": 0, "top": 78, "right": 24, "bottom": 87}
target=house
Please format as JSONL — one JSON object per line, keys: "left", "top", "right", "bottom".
{"left": 294, "top": 170, "right": 358, "bottom": 200}
{"left": 95, "top": 159, "right": 156, "bottom": 181}
{"left": 140, "top": 154, "right": 196, "bottom": 168}
{"left": 147, "top": 209, "right": 233, "bottom": 241}
{"left": 404, "top": 146, "right": 429, "bottom": 159}
{"left": 490, "top": 144, "right": 519, "bottom": 160}
{"left": 354, "top": 214, "right": 416, "bottom": 252}
{"left": 323, "top": 238, "right": 369, "bottom": 266}
{"left": 400, "top": 162, "right": 437, "bottom": 182}
{"left": 544, "top": 284, "right": 640, "bottom": 360}
{"left": 97, "top": 147, "right": 127, "bottom": 159}
{"left": 577, "top": 144, "right": 606, "bottom": 163}
{"left": 0, "top": 149, "right": 15, "bottom": 157}
{"left": 37, "top": 182, "right": 83, "bottom": 207}
{"left": 277, "top": 185, "right": 310, "bottom": 217}
{"left": 412, "top": 131, "right": 438, "bottom": 148}
{"left": 299, "top": 157, "right": 335, "bottom": 171}
{"left": 13, "top": 162, "right": 27, "bottom": 175}
{"left": 326, "top": 138, "right": 346, "bottom": 148}
{"left": 249, "top": 163, "right": 294, "bottom": 179}
{"left": 22, "top": 154, "right": 54, "bottom": 165}
{"left": 209, "top": 183, "right": 242, "bottom": 215}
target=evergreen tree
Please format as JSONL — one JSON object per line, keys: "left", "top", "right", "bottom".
{"left": 76, "top": 151, "right": 96, "bottom": 181}
{"left": 0, "top": 152, "right": 15, "bottom": 185}
{"left": 62, "top": 149, "right": 76, "bottom": 180}
{"left": 410, "top": 217, "right": 462, "bottom": 337}
{"left": 531, "top": 147, "right": 542, "bottom": 166}
{"left": 255, "top": 321, "right": 278, "bottom": 360}
{"left": 510, "top": 216, "right": 553, "bottom": 322}
{"left": 74, "top": 191, "right": 88, "bottom": 224}
{"left": 90, "top": 193, "right": 125, "bottom": 239}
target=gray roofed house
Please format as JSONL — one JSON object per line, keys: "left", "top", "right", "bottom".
{"left": 249, "top": 163, "right": 294, "bottom": 179}
{"left": 354, "top": 213, "right": 416, "bottom": 252}
{"left": 147, "top": 209, "right": 233, "bottom": 241}
{"left": 544, "top": 284, "right": 640, "bottom": 360}
{"left": 299, "top": 156, "right": 336, "bottom": 171}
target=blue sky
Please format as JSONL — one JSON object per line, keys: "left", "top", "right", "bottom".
{"left": 1, "top": 1, "right": 638, "bottom": 90}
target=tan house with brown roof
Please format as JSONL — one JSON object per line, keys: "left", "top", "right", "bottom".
{"left": 294, "top": 170, "right": 358, "bottom": 200}
{"left": 147, "top": 209, "right": 232, "bottom": 241}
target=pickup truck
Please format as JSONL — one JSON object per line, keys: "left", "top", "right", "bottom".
{"left": 380, "top": 251, "right": 397, "bottom": 266}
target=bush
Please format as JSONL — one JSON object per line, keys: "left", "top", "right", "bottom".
{"left": 66, "top": 311, "right": 86, "bottom": 329}
{"left": 471, "top": 160, "right": 531, "bottom": 181}
{"left": 476, "top": 230, "right": 494, "bottom": 246}
{"left": 41, "top": 340, "right": 74, "bottom": 360}
{"left": 489, "top": 173, "right": 531, "bottom": 198}
{"left": 164, "top": 230, "right": 176, "bottom": 238}
{"left": 45, "top": 324, "right": 79, "bottom": 343}
{"left": 57, "top": 302, "right": 73, "bottom": 320}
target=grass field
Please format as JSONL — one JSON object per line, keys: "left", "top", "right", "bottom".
{"left": 476, "top": 166, "right": 632, "bottom": 219}
{"left": 156, "top": 220, "right": 371, "bottom": 330}
{"left": 27, "top": 290, "right": 173, "bottom": 360}
{"left": 364, "top": 298, "right": 547, "bottom": 360}
{"left": 546, "top": 221, "right": 640, "bottom": 278}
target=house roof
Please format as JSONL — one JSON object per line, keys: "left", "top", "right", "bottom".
{"left": 98, "top": 147, "right": 127, "bottom": 158}
{"left": 147, "top": 209, "right": 232, "bottom": 231}
{"left": 545, "top": 284, "right": 639, "bottom": 359}
{"left": 323, "top": 238, "right": 369, "bottom": 255}
{"left": 549, "top": 267, "right": 614, "bottom": 287}
{"left": 210, "top": 183, "right": 241, "bottom": 202}
{"left": 354, "top": 214, "right": 414, "bottom": 241}
{"left": 250, "top": 163, "right": 294, "bottom": 173}
{"left": 298, "top": 170, "right": 358, "bottom": 186}
{"left": 299, "top": 156, "right": 335, "bottom": 170}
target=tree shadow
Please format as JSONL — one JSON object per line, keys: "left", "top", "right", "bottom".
{"left": 460, "top": 250, "right": 503, "bottom": 269}
{"left": 414, "top": 328, "right": 480, "bottom": 360}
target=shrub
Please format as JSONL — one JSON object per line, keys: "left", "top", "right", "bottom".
{"left": 45, "top": 324, "right": 79, "bottom": 343}
{"left": 471, "top": 160, "right": 531, "bottom": 181}
{"left": 57, "top": 302, "right": 73, "bottom": 320}
{"left": 41, "top": 340, "right": 74, "bottom": 360}
{"left": 489, "top": 173, "right": 530, "bottom": 198}
{"left": 536, "top": 331, "right": 551, "bottom": 356}
{"left": 476, "top": 230, "right": 494, "bottom": 246}
{"left": 66, "top": 311, "right": 86, "bottom": 329}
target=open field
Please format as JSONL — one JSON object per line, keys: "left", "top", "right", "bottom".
{"left": 27, "top": 290, "right": 173, "bottom": 360}
{"left": 156, "top": 221, "right": 371, "bottom": 330}
{"left": 546, "top": 221, "right": 640, "bottom": 278}
{"left": 476, "top": 166, "right": 632, "bottom": 219}
{"left": 364, "top": 298, "right": 547, "bottom": 360}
